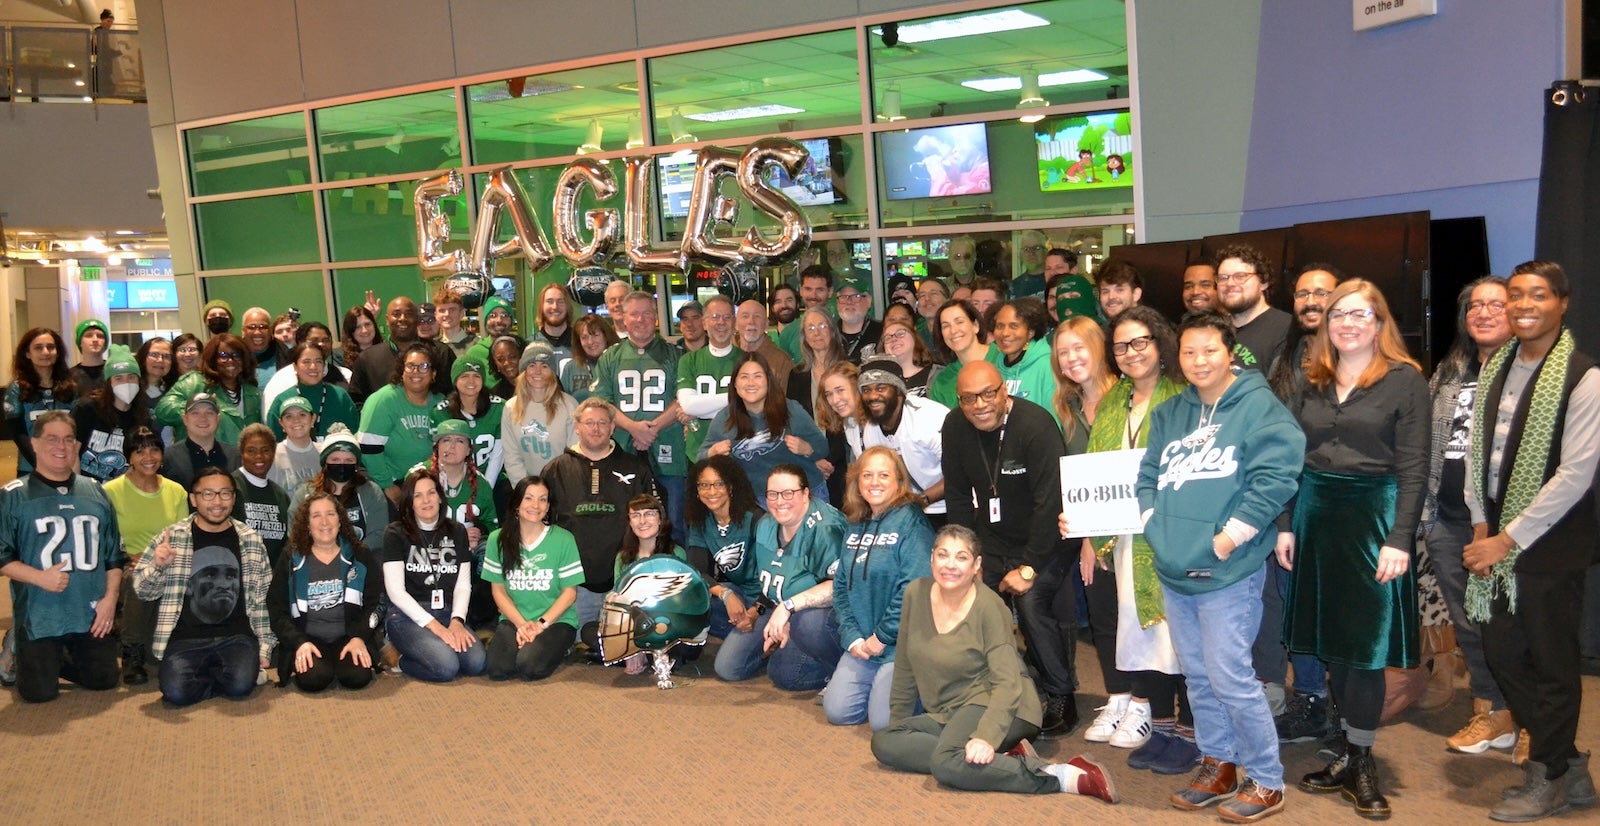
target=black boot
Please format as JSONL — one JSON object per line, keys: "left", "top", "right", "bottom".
{"left": 1040, "top": 693, "right": 1080, "bottom": 739}
{"left": 1299, "top": 744, "right": 1352, "bottom": 793}
{"left": 121, "top": 642, "right": 148, "bottom": 686}
{"left": 1342, "top": 744, "right": 1391, "bottom": 820}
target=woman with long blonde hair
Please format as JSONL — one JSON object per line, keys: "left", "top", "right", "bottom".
{"left": 1051, "top": 316, "right": 1118, "bottom": 456}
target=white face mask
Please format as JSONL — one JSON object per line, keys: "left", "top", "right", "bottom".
{"left": 112, "top": 383, "right": 141, "bottom": 405}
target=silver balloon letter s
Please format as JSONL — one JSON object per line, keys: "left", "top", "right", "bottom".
{"left": 737, "top": 138, "right": 812, "bottom": 266}
{"left": 415, "top": 170, "right": 465, "bottom": 273}
{"left": 553, "top": 158, "right": 620, "bottom": 268}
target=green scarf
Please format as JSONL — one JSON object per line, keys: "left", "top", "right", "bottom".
{"left": 1086, "top": 375, "right": 1184, "bottom": 628}
{"left": 1465, "top": 329, "right": 1575, "bottom": 622}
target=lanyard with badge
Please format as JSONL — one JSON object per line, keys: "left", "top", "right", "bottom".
{"left": 972, "top": 405, "right": 1010, "bottom": 523}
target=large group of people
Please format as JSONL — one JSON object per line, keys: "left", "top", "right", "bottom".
{"left": 1, "top": 245, "right": 1594, "bottom": 822}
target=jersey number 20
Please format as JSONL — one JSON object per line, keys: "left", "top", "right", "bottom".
{"left": 35, "top": 514, "right": 100, "bottom": 571}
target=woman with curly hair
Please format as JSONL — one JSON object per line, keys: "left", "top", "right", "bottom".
{"left": 156, "top": 332, "right": 261, "bottom": 444}
{"left": 268, "top": 492, "right": 382, "bottom": 692}
{"left": 5, "top": 327, "right": 79, "bottom": 474}
{"left": 684, "top": 456, "right": 764, "bottom": 639}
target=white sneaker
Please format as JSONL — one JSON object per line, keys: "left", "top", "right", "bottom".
{"left": 1108, "top": 700, "right": 1153, "bottom": 749}
{"left": 1085, "top": 693, "right": 1131, "bottom": 743}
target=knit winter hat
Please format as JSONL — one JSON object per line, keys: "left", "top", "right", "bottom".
{"left": 857, "top": 356, "right": 907, "bottom": 395}
{"left": 451, "top": 351, "right": 489, "bottom": 384}
{"left": 518, "top": 339, "right": 554, "bottom": 373}
{"left": 74, "top": 318, "right": 109, "bottom": 347}
{"left": 319, "top": 423, "right": 363, "bottom": 465}
{"left": 202, "top": 299, "right": 233, "bottom": 320}
{"left": 480, "top": 295, "right": 513, "bottom": 327}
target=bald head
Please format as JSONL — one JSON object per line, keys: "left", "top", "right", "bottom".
{"left": 955, "top": 360, "right": 1008, "bottom": 431}
{"left": 242, "top": 307, "right": 272, "bottom": 353}
{"left": 385, "top": 296, "right": 418, "bottom": 342}
{"left": 737, "top": 300, "right": 768, "bottom": 350}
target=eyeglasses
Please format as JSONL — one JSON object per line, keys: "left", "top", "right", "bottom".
{"left": 765, "top": 488, "right": 806, "bottom": 501}
{"left": 213, "top": 352, "right": 241, "bottom": 362}
{"left": 837, "top": 293, "right": 869, "bottom": 302}
{"left": 957, "top": 385, "right": 1002, "bottom": 407}
{"left": 1293, "top": 289, "right": 1333, "bottom": 301}
{"left": 882, "top": 330, "right": 912, "bottom": 344}
{"left": 1112, "top": 335, "right": 1155, "bottom": 356}
{"left": 145, "top": 352, "right": 173, "bottom": 362}
{"left": 176, "top": 347, "right": 200, "bottom": 357}
{"left": 628, "top": 511, "right": 661, "bottom": 521}
{"left": 1467, "top": 300, "right": 1507, "bottom": 316}
{"left": 706, "top": 313, "right": 733, "bottom": 322}
{"left": 577, "top": 419, "right": 611, "bottom": 429}
{"left": 1327, "top": 308, "right": 1377, "bottom": 324}
{"left": 804, "top": 323, "right": 830, "bottom": 333}
{"left": 193, "top": 488, "right": 237, "bottom": 502}
{"left": 36, "top": 435, "right": 76, "bottom": 448}
{"left": 243, "top": 323, "right": 270, "bottom": 332}
{"left": 403, "top": 362, "right": 433, "bottom": 373}
{"left": 696, "top": 481, "right": 728, "bottom": 491}
{"left": 1215, "top": 270, "right": 1258, "bottom": 284}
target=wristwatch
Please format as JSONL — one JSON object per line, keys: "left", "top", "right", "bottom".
{"left": 1018, "top": 565, "right": 1036, "bottom": 582}
{"left": 782, "top": 598, "right": 796, "bottom": 612}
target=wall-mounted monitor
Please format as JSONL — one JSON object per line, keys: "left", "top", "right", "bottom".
{"left": 1035, "top": 109, "right": 1134, "bottom": 192}
{"left": 880, "top": 122, "right": 992, "bottom": 201}
{"left": 108, "top": 279, "right": 181, "bottom": 310}
{"left": 763, "top": 137, "right": 845, "bottom": 207}
{"left": 656, "top": 151, "right": 699, "bottom": 219}
{"left": 929, "top": 238, "right": 950, "bottom": 259}
{"left": 899, "top": 240, "right": 927, "bottom": 258}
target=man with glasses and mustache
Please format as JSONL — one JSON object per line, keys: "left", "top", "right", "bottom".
{"left": 1011, "top": 230, "right": 1050, "bottom": 302}
{"left": 941, "top": 360, "right": 1079, "bottom": 738}
{"left": 1216, "top": 244, "right": 1293, "bottom": 376}
{"left": 835, "top": 276, "right": 882, "bottom": 365}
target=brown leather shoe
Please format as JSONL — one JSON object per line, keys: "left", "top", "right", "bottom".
{"left": 1512, "top": 728, "right": 1531, "bottom": 767}
{"left": 1219, "top": 778, "right": 1287, "bottom": 823}
{"left": 1171, "top": 756, "right": 1239, "bottom": 810}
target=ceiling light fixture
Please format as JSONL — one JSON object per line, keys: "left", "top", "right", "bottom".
{"left": 669, "top": 109, "right": 697, "bottom": 144}
{"left": 682, "top": 104, "right": 804, "bottom": 123}
{"left": 626, "top": 116, "right": 645, "bottom": 150}
{"left": 577, "top": 119, "right": 604, "bottom": 154}
{"left": 871, "top": 8, "right": 1049, "bottom": 45}
{"left": 107, "top": 254, "right": 122, "bottom": 265}
{"left": 1017, "top": 70, "right": 1049, "bottom": 123}
{"left": 878, "top": 88, "right": 906, "bottom": 122}
{"left": 962, "top": 68, "right": 1109, "bottom": 93}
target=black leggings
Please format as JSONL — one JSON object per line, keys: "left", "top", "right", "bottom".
{"left": 1131, "top": 670, "right": 1193, "bottom": 725}
{"left": 1328, "top": 664, "right": 1385, "bottom": 732}
{"left": 293, "top": 637, "right": 376, "bottom": 693}
{"left": 1082, "top": 559, "right": 1131, "bottom": 695}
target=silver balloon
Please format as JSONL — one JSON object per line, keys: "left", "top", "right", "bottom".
{"left": 414, "top": 170, "right": 465, "bottom": 273}
{"left": 553, "top": 158, "right": 620, "bottom": 268}
{"left": 623, "top": 156, "right": 688, "bottom": 273}
{"left": 443, "top": 267, "right": 493, "bottom": 311}
{"left": 737, "top": 137, "right": 812, "bottom": 266}
{"left": 568, "top": 265, "right": 614, "bottom": 309}
{"left": 471, "top": 167, "right": 556, "bottom": 273}
{"left": 681, "top": 145, "right": 743, "bottom": 267}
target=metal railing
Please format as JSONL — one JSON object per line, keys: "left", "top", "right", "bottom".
{"left": 1, "top": 24, "right": 145, "bottom": 102}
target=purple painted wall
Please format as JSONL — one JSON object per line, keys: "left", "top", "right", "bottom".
{"left": 1239, "top": 0, "right": 1563, "bottom": 274}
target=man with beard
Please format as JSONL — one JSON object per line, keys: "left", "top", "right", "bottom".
{"left": 350, "top": 297, "right": 453, "bottom": 404}
{"left": 848, "top": 357, "right": 949, "bottom": 524}
{"left": 736, "top": 300, "right": 794, "bottom": 391}
{"left": 1267, "top": 264, "right": 1342, "bottom": 406}
{"left": 1216, "top": 243, "right": 1292, "bottom": 374}
{"left": 675, "top": 301, "right": 707, "bottom": 354}
{"left": 1011, "top": 230, "right": 1050, "bottom": 302}
{"left": 769, "top": 284, "right": 802, "bottom": 361}
{"left": 0, "top": 411, "right": 123, "bottom": 702}
{"left": 132, "top": 466, "right": 274, "bottom": 706}
{"left": 677, "top": 295, "right": 740, "bottom": 459}
{"left": 835, "top": 276, "right": 882, "bottom": 364}
{"left": 1096, "top": 261, "right": 1143, "bottom": 321}
{"left": 242, "top": 307, "right": 290, "bottom": 388}
{"left": 1181, "top": 258, "right": 1221, "bottom": 315}
{"left": 531, "top": 281, "right": 574, "bottom": 368}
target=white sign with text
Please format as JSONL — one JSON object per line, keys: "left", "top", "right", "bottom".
{"left": 1060, "top": 448, "right": 1146, "bottom": 538}
{"left": 1353, "top": 0, "right": 1437, "bottom": 32}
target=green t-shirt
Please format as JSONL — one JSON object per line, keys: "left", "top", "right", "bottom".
{"left": 481, "top": 524, "right": 585, "bottom": 628}
{"left": 102, "top": 474, "right": 189, "bottom": 559}
{"left": 676, "top": 346, "right": 740, "bottom": 460}
{"left": 356, "top": 385, "right": 441, "bottom": 488}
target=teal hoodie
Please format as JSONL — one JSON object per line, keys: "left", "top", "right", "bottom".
{"left": 834, "top": 503, "right": 933, "bottom": 663}
{"left": 1136, "top": 368, "right": 1304, "bottom": 595}
{"left": 985, "top": 339, "right": 1059, "bottom": 422}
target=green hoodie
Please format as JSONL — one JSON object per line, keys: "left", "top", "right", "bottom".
{"left": 985, "top": 339, "right": 1058, "bottom": 422}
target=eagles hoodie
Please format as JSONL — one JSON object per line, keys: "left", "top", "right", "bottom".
{"left": 1137, "top": 368, "right": 1304, "bottom": 595}
{"left": 834, "top": 503, "right": 934, "bottom": 663}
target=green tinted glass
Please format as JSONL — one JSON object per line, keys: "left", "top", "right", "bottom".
{"left": 314, "top": 89, "right": 460, "bottom": 182}
{"left": 195, "top": 194, "right": 320, "bottom": 270}
{"left": 324, "top": 181, "right": 468, "bottom": 262}
{"left": 332, "top": 265, "right": 429, "bottom": 323}
{"left": 185, "top": 113, "right": 311, "bottom": 197}
{"left": 468, "top": 62, "right": 640, "bottom": 165}
{"left": 202, "top": 271, "right": 328, "bottom": 326}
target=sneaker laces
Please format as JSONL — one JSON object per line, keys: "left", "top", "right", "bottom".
{"left": 1455, "top": 711, "right": 1493, "bottom": 740}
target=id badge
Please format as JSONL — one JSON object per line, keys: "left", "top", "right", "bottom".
{"left": 656, "top": 443, "right": 673, "bottom": 464}
{"left": 431, "top": 589, "right": 444, "bottom": 609}
{"left": 988, "top": 497, "right": 1002, "bottom": 523}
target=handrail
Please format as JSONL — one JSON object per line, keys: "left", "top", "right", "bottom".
{"left": 1, "top": 23, "right": 145, "bottom": 103}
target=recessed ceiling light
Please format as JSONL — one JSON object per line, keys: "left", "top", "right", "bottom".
{"left": 962, "top": 68, "right": 1109, "bottom": 93}
{"left": 873, "top": 9, "right": 1049, "bottom": 45}
{"left": 682, "top": 104, "right": 804, "bottom": 123}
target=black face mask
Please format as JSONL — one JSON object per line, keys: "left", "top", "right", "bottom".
{"left": 324, "top": 463, "right": 357, "bottom": 484}
{"left": 207, "top": 317, "right": 232, "bottom": 335}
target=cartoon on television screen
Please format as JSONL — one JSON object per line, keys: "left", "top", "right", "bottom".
{"left": 1035, "top": 109, "right": 1133, "bottom": 192}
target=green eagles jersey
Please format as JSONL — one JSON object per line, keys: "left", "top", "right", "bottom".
{"left": 481, "top": 524, "right": 585, "bottom": 628}
{"left": 593, "top": 336, "right": 686, "bottom": 477}
{"left": 676, "top": 346, "right": 740, "bottom": 460}
{"left": 433, "top": 397, "right": 507, "bottom": 484}
{"left": 0, "top": 474, "right": 125, "bottom": 639}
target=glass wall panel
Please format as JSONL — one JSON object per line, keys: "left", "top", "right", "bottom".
{"left": 186, "top": 113, "right": 311, "bottom": 196}
{"left": 9, "top": 27, "right": 90, "bottom": 99}
{"left": 324, "top": 181, "right": 467, "bottom": 262}
{"left": 202, "top": 270, "right": 329, "bottom": 326}
{"left": 875, "top": 116, "right": 1132, "bottom": 229}
{"left": 315, "top": 89, "right": 460, "bottom": 181}
{"left": 868, "top": 0, "right": 1128, "bottom": 122}
{"left": 331, "top": 265, "right": 429, "bottom": 334}
{"left": 878, "top": 223, "right": 1129, "bottom": 300}
{"left": 467, "top": 62, "right": 640, "bottom": 165}
{"left": 649, "top": 29, "right": 861, "bottom": 145}
{"left": 194, "top": 194, "right": 320, "bottom": 270}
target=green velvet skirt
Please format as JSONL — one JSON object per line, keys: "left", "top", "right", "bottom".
{"left": 1284, "top": 470, "right": 1419, "bottom": 670}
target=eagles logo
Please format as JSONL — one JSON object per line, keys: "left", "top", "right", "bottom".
{"left": 597, "top": 556, "right": 710, "bottom": 664}
{"left": 713, "top": 261, "right": 762, "bottom": 304}
{"left": 1180, "top": 424, "right": 1222, "bottom": 449}
{"left": 443, "top": 269, "right": 493, "bottom": 310}
{"left": 568, "top": 266, "right": 614, "bottom": 308}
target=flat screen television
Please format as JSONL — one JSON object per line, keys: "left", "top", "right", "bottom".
{"left": 880, "top": 122, "right": 992, "bottom": 201}
{"left": 763, "top": 137, "right": 844, "bottom": 207}
{"left": 656, "top": 151, "right": 699, "bottom": 219}
{"left": 883, "top": 241, "right": 900, "bottom": 257}
{"left": 899, "top": 240, "right": 926, "bottom": 257}
{"left": 900, "top": 260, "right": 928, "bottom": 279}
{"left": 929, "top": 238, "right": 950, "bottom": 259}
{"left": 1034, "top": 109, "right": 1134, "bottom": 192}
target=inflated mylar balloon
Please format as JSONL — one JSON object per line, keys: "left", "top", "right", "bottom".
{"left": 713, "top": 261, "right": 762, "bottom": 304}
{"left": 471, "top": 167, "right": 556, "bottom": 272}
{"left": 568, "top": 266, "right": 615, "bottom": 309}
{"left": 597, "top": 555, "right": 710, "bottom": 665}
{"left": 553, "top": 158, "right": 619, "bottom": 268}
{"left": 622, "top": 156, "right": 688, "bottom": 274}
{"left": 415, "top": 169, "right": 465, "bottom": 273}
{"left": 443, "top": 267, "right": 493, "bottom": 311}
{"left": 682, "top": 145, "right": 744, "bottom": 267}
{"left": 737, "top": 137, "right": 812, "bottom": 266}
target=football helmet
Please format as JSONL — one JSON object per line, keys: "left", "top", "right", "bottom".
{"left": 597, "top": 556, "right": 710, "bottom": 664}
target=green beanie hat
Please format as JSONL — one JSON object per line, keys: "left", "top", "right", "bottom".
{"left": 74, "top": 318, "right": 109, "bottom": 348}
{"left": 451, "top": 352, "right": 490, "bottom": 384}
{"left": 202, "top": 298, "right": 233, "bottom": 320}
{"left": 479, "top": 295, "right": 513, "bottom": 327}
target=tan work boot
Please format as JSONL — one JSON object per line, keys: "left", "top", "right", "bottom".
{"left": 1447, "top": 698, "right": 1517, "bottom": 754}
{"left": 1512, "top": 728, "right": 1531, "bottom": 767}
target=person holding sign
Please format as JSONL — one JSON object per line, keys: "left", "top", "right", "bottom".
{"left": 1071, "top": 306, "right": 1189, "bottom": 765}
{"left": 1139, "top": 312, "right": 1304, "bottom": 821}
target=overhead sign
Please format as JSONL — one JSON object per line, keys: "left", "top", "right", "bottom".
{"left": 1353, "top": 0, "right": 1437, "bottom": 31}
{"left": 108, "top": 279, "right": 180, "bottom": 310}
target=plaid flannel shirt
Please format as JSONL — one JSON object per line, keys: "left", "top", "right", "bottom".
{"left": 131, "top": 515, "right": 276, "bottom": 662}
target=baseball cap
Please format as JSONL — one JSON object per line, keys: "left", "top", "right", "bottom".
{"left": 185, "top": 392, "right": 220, "bottom": 413}
{"left": 277, "top": 395, "right": 314, "bottom": 418}
{"left": 676, "top": 300, "right": 704, "bottom": 320}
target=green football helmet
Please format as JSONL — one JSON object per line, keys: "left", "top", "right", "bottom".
{"left": 598, "top": 556, "right": 710, "bottom": 664}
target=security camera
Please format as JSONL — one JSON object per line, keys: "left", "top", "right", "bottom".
{"left": 881, "top": 23, "right": 899, "bottom": 48}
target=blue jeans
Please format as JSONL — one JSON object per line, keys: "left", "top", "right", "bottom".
{"left": 385, "top": 607, "right": 487, "bottom": 682}
{"left": 1426, "top": 515, "right": 1504, "bottom": 708}
{"left": 656, "top": 474, "right": 687, "bottom": 545}
{"left": 714, "top": 607, "right": 838, "bottom": 690}
{"left": 1164, "top": 564, "right": 1283, "bottom": 791}
{"left": 823, "top": 654, "right": 895, "bottom": 730}
{"left": 160, "top": 635, "right": 259, "bottom": 707}
{"left": 574, "top": 587, "right": 606, "bottom": 628}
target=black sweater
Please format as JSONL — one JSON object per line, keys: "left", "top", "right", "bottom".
{"left": 941, "top": 397, "right": 1066, "bottom": 568}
